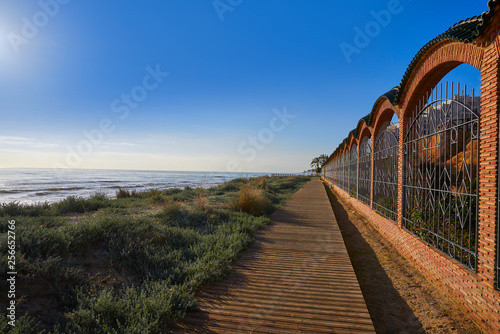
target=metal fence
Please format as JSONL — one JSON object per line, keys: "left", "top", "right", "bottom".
{"left": 349, "top": 146, "right": 358, "bottom": 197}
{"left": 321, "top": 81, "right": 484, "bottom": 273}
{"left": 342, "top": 152, "right": 349, "bottom": 192}
{"left": 358, "top": 138, "right": 371, "bottom": 206}
{"left": 373, "top": 127, "right": 399, "bottom": 222}
{"left": 402, "top": 83, "right": 479, "bottom": 270}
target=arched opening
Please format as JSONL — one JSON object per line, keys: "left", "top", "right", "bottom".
{"left": 373, "top": 113, "right": 399, "bottom": 222}
{"left": 402, "top": 64, "right": 481, "bottom": 271}
{"left": 358, "top": 136, "right": 372, "bottom": 206}
{"left": 330, "top": 156, "right": 336, "bottom": 185}
{"left": 342, "top": 150, "right": 349, "bottom": 192}
{"left": 349, "top": 145, "right": 358, "bottom": 197}
{"left": 335, "top": 154, "right": 342, "bottom": 188}
{"left": 325, "top": 157, "right": 334, "bottom": 184}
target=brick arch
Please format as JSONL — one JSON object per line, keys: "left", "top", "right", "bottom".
{"left": 356, "top": 122, "right": 372, "bottom": 144}
{"left": 347, "top": 134, "right": 358, "bottom": 151}
{"left": 336, "top": 146, "right": 344, "bottom": 160}
{"left": 398, "top": 42, "right": 484, "bottom": 120}
{"left": 339, "top": 141, "right": 347, "bottom": 156}
{"left": 370, "top": 99, "right": 400, "bottom": 141}
{"left": 344, "top": 138, "right": 350, "bottom": 150}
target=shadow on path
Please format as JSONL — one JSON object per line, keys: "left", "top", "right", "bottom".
{"left": 324, "top": 184, "right": 426, "bottom": 334}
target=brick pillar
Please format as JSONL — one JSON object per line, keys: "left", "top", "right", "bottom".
{"left": 370, "top": 133, "right": 375, "bottom": 209}
{"left": 477, "top": 42, "right": 500, "bottom": 286}
{"left": 348, "top": 148, "right": 351, "bottom": 195}
{"left": 356, "top": 145, "right": 359, "bottom": 199}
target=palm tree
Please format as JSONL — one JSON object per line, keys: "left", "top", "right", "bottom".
{"left": 311, "top": 154, "right": 329, "bottom": 172}
{"left": 310, "top": 157, "right": 320, "bottom": 170}
{"left": 318, "top": 154, "right": 328, "bottom": 165}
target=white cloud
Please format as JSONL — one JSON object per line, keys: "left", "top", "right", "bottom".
{"left": 101, "top": 142, "right": 143, "bottom": 148}
{"left": 0, "top": 136, "right": 33, "bottom": 145}
{"left": 32, "top": 143, "right": 60, "bottom": 149}
{"left": 0, "top": 137, "right": 61, "bottom": 150}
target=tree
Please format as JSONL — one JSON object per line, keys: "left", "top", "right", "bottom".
{"left": 310, "top": 154, "right": 329, "bottom": 173}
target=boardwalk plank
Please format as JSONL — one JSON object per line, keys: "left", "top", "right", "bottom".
{"left": 169, "top": 178, "right": 375, "bottom": 333}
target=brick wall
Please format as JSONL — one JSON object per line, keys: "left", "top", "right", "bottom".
{"left": 320, "top": 14, "right": 500, "bottom": 333}
{"left": 326, "top": 181, "right": 500, "bottom": 333}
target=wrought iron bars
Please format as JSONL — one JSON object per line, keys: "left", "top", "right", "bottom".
{"left": 334, "top": 156, "right": 341, "bottom": 186}
{"left": 358, "top": 138, "right": 372, "bottom": 206}
{"left": 373, "top": 125, "right": 399, "bottom": 222}
{"left": 402, "top": 82, "right": 479, "bottom": 271}
{"left": 342, "top": 151, "right": 349, "bottom": 192}
{"left": 349, "top": 145, "right": 358, "bottom": 197}
{"left": 326, "top": 158, "right": 334, "bottom": 184}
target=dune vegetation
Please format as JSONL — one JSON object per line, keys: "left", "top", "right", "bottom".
{"left": 0, "top": 175, "right": 310, "bottom": 333}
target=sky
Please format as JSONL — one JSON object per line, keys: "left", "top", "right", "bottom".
{"left": 0, "top": 0, "right": 488, "bottom": 173}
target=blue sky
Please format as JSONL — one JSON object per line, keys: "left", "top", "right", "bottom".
{"left": 0, "top": 0, "right": 487, "bottom": 173}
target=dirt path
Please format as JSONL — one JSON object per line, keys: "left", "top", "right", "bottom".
{"left": 325, "top": 185, "right": 482, "bottom": 334}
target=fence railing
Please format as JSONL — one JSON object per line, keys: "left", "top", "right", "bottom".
{"left": 323, "top": 82, "right": 479, "bottom": 270}
{"left": 320, "top": 4, "right": 500, "bottom": 330}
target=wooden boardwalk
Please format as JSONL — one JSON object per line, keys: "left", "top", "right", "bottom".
{"left": 170, "top": 178, "right": 375, "bottom": 333}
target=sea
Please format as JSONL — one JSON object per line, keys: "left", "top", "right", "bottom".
{"left": 0, "top": 168, "right": 277, "bottom": 205}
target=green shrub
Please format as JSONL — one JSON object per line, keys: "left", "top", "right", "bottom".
{"left": 0, "top": 202, "right": 52, "bottom": 218}
{"left": 218, "top": 178, "right": 248, "bottom": 192}
{"left": 169, "top": 187, "right": 198, "bottom": 202}
{"left": 64, "top": 281, "right": 195, "bottom": 333}
{"left": 0, "top": 314, "right": 44, "bottom": 334}
{"left": 52, "top": 195, "right": 113, "bottom": 215}
{"left": 0, "top": 175, "right": 310, "bottom": 333}
{"left": 90, "top": 191, "right": 108, "bottom": 201}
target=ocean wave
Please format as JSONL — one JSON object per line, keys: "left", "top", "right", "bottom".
{"left": 44, "top": 187, "right": 84, "bottom": 192}
{"left": 0, "top": 189, "right": 25, "bottom": 194}
{"left": 0, "top": 170, "right": 273, "bottom": 204}
{"left": 89, "top": 180, "right": 121, "bottom": 183}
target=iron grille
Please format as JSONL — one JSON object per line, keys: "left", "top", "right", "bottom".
{"left": 349, "top": 146, "right": 358, "bottom": 197}
{"left": 327, "top": 160, "right": 333, "bottom": 183}
{"left": 373, "top": 126, "right": 399, "bottom": 222}
{"left": 403, "top": 82, "right": 479, "bottom": 271}
{"left": 358, "top": 138, "right": 372, "bottom": 206}
{"left": 342, "top": 152, "right": 349, "bottom": 192}
{"left": 335, "top": 157, "right": 341, "bottom": 187}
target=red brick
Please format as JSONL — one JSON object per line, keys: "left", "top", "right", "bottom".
{"left": 321, "top": 29, "right": 500, "bottom": 334}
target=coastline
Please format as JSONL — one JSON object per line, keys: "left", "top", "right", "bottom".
{"left": 0, "top": 169, "right": 295, "bottom": 205}
{"left": 0, "top": 175, "right": 310, "bottom": 332}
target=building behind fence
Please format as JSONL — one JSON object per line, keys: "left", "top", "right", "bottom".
{"left": 321, "top": 1, "right": 500, "bottom": 332}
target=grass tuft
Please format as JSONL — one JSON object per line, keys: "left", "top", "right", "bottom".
{"left": 116, "top": 188, "right": 137, "bottom": 199}
{"left": 234, "top": 185, "right": 273, "bottom": 216}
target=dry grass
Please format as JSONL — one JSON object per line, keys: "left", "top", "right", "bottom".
{"left": 116, "top": 188, "right": 137, "bottom": 199}
{"left": 234, "top": 185, "right": 273, "bottom": 216}
{"left": 195, "top": 192, "right": 208, "bottom": 210}
{"left": 251, "top": 176, "right": 269, "bottom": 190}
